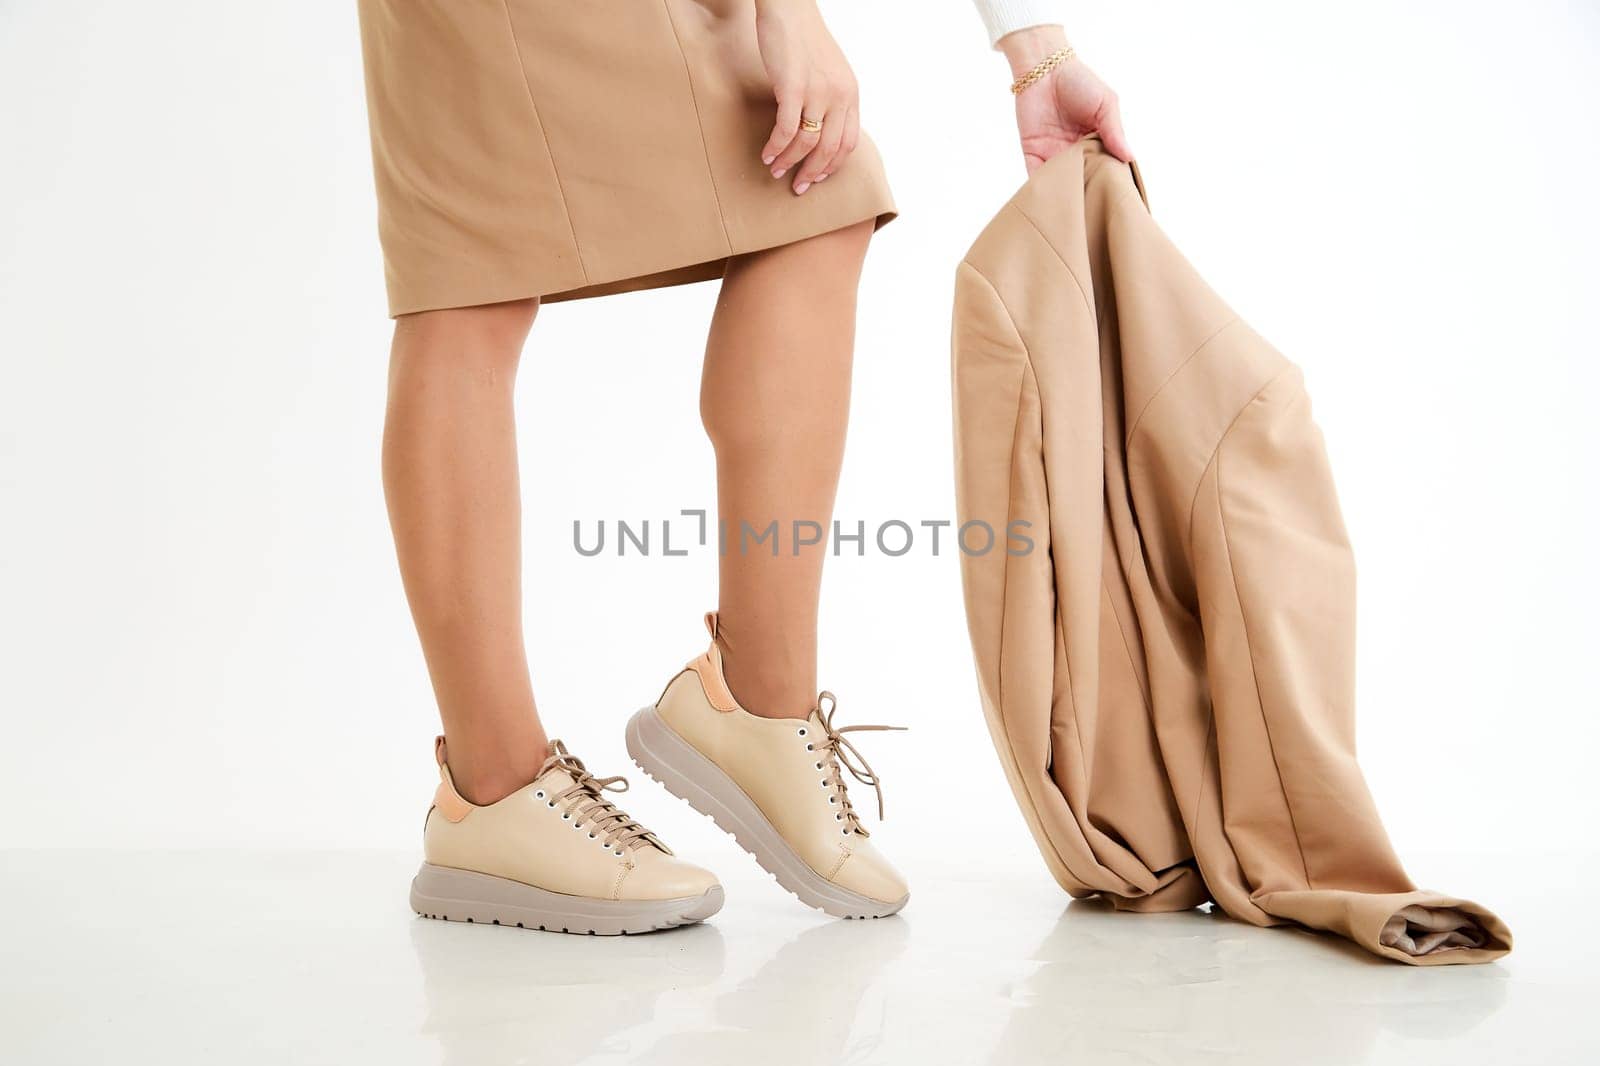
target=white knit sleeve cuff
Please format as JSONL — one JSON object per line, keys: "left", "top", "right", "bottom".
{"left": 971, "top": 0, "right": 1063, "bottom": 49}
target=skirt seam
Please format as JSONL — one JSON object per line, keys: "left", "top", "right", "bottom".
{"left": 659, "top": 0, "right": 735, "bottom": 257}
{"left": 496, "top": 0, "right": 590, "bottom": 285}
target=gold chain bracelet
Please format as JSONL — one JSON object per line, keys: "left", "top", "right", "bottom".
{"left": 1010, "top": 46, "right": 1076, "bottom": 96}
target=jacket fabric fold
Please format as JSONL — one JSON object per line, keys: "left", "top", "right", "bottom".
{"left": 950, "top": 138, "right": 1510, "bottom": 964}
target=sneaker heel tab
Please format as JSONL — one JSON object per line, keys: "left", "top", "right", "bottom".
{"left": 432, "top": 773, "right": 474, "bottom": 823}
{"left": 687, "top": 647, "right": 741, "bottom": 713}
{"left": 703, "top": 611, "right": 720, "bottom": 640}
{"left": 431, "top": 737, "right": 474, "bottom": 823}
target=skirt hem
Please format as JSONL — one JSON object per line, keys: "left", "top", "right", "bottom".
{"left": 385, "top": 208, "right": 896, "bottom": 318}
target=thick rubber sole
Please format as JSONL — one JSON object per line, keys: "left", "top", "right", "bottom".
{"left": 626, "top": 705, "right": 908, "bottom": 920}
{"left": 409, "top": 863, "right": 723, "bottom": 936}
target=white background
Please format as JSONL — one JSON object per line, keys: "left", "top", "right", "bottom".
{"left": 2, "top": 0, "right": 1597, "bottom": 898}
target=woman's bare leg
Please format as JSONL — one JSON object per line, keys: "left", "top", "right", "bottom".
{"left": 383, "top": 298, "right": 548, "bottom": 805}
{"left": 700, "top": 220, "right": 875, "bottom": 720}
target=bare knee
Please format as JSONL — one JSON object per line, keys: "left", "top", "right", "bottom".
{"left": 390, "top": 297, "right": 539, "bottom": 383}
{"left": 794, "top": 217, "right": 875, "bottom": 266}
{"left": 727, "top": 219, "right": 874, "bottom": 286}
{"left": 812, "top": 217, "right": 876, "bottom": 262}
{"left": 700, "top": 223, "right": 870, "bottom": 454}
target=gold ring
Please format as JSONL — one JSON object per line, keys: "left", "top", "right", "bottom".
{"left": 799, "top": 116, "right": 823, "bottom": 133}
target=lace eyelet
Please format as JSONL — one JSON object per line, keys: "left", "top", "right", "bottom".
{"left": 835, "top": 813, "right": 843, "bottom": 821}
{"left": 534, "top": 791, "right": 545, "bottom": 800}
{"left": 815, "top": 762, "right": 823, "bottom": 770}
{"left": 828, "top": 796, "right": 836, "bottom": 804}
{"left": 797, "top": 727, "right": 807, "bottom": 737}
{"left": 841, "top": 828, "right": 850, "bottom": 836}
{"left": 561, "top": 813, "right": 570, "bottom": 820}
{"left": 805, "top": 743, "right": 813, "bottom": 751}
{"left": 613, "top": 849, "right": 623, "bottom": 856}
{"left": 587, "top": 832, "right": 595, "bottom": 839}
{"left": 546, "top": 802, "right": 555, "bottom": 809}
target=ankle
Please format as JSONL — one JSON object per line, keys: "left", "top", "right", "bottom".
{"left": 444, "top": 745, "right": 547, "bottom": 806}
{"left": 720, "top": 653, "right": 815, "bottom": 720}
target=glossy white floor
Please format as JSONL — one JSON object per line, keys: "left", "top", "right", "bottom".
{"left": 4, "top": 849, "right": 1591, "bottom": 1065}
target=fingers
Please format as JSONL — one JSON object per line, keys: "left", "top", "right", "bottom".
{"left": 769, "top": 102, "right": 824, "bottom": 180}
{"left": 1096, "top": 95, "right": 1134, "bottom": 163}
{"left": 761, "top": 81, "right": 805, "bottom": 168}
{"left": 764, "top": 72, "right": 859, "bottom": 193}
{"left": 820, "top": 106, "right": 860, "bottom": 184}
{"left": 793, "top": 109, "right": 846, "bottom": 194}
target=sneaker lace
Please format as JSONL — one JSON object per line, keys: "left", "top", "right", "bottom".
{"left": 539, "top": 741, "right": 664, "bottom": 853}
{"left": 812, "top": 691, "right": 906, "bottom": 836}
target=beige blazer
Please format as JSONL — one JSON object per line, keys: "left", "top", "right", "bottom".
{"left": 951, "top": 137, "right": 1510, "bottom": 964}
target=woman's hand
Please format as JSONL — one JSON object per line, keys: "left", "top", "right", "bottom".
{"left": 1000, "top": 26, "right": 1132, "bottom": 172}
{"left": 754, "top": 0, "right": 860, "bottom": 195}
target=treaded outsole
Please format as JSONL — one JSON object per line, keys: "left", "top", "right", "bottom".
{"left": 411, "top": 908, "right": 711, "bottom": 936}
{"left": 410, "top": 864, "right": 723, "bottom": 936}
{"left": 626, "top": 706, "right": 908, "bottom": 920}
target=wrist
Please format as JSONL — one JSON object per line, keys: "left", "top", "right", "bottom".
{"left": 998, "top": 25, "right": 1069, "bottom": 79}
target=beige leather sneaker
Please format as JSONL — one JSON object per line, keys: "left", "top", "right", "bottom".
{"left": 410, "top": 738, "right": 723, "bottom": 935}
{"left": 626, "top": 613, "right": 909, "bottom": 919}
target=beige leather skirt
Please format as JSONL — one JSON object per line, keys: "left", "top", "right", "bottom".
{"left": 357, "top": 0, "right": 897, "bottom": 317}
